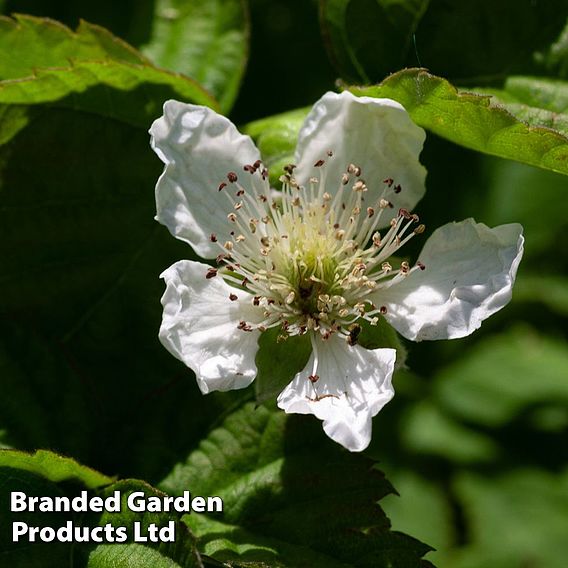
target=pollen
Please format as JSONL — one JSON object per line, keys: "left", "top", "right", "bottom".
{"left": 212, "top": 156, "right": 426, "bottom": 342}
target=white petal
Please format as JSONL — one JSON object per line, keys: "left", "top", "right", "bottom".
{"left": 294, "top": 91, "right": 426, "bottom": 224}
{"left": 379, "top": 219, "right": 524, "bottom": 341}
{"left": 277, "top": 336, "right": 395, "bottom": 452}
{"left": 160, "top": 260, "right": 261, "bottom": 393}
{"left": 150, "top": 101, "right": 261, "bottom": 258}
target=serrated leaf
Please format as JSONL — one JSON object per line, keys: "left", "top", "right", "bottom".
{"left": 141, "top": 0, "right": 249, "bottom": 114}
{"left": 0, "top": 449, "right": 113, "bottom": 487}
{"left": 350, "top": 69, "right": 568, "bottom": 176}
{"left": 0, "top": 451, "right": 202, "bottom": 567}
{"left": 161, "top": 403, "right": 433, "bottom": 567}
{"left": 0, "top": 16, "right": 217, "bottom": 129}
{"left": 319, "top": 0, "right": 568, "bottom": 83}
{"left": 0, "top": 59, "right": 217, "bottom": 127}
{"left": 0, "top": 15, "right": 146, "bottom": 78}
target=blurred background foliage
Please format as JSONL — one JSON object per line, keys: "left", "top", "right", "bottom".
{"left": 0, "top": 0, "right": 567, "bottom": 567}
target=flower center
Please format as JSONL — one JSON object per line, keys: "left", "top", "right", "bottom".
{"left": 209, "top": 156, "right": 425, "bottom": 343}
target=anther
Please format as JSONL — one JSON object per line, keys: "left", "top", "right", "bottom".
{"left": 417, "top": 261, "right": 426, "bottom": 271}
{"left": 394, "top": 184, "right": 402, "bottom": 194}
{"left": 210, "top": 233, "right": 217, "bottom": 242}
{"left": 383, "top": 178, "right": 394, "bottom": 187}
{"left": 314, "top": 159, "right": 325, "bottom": 167}
{"left": 380, "top": 305, "right": 388, "bottom": 314}
{"left": 224, "top": 241, "right": 234, "bottom": 251}
{"left": 206, "top": 268, "right": 218, "bottom": 279}
{"left": 309, "top": 374, "right": 320, "bottom": 383}
{"left": 227, "top": 212, "right": 237, "bottom": 222}
{"left": 327, "top": 150, "right": 333, "bottom": 157}
{"left": 229, "top": 293, "right": 238, "bottom": 301}
{"left": 227, "top": 172, "right": 238, "bottom": 183}
{"left": 218, "top": 182, "right": 227, "bottom": 191}
{"left": 367, "top": 207, "right": 375, "bottom": 218}
{"left": 414, "top": 224, "right": 426, "bottom": 234}
{"left": 342, "top": 173, "right": 349, "bottom": 185}
{"left": 401, "top": 261, "right": 410, "bottom": 274}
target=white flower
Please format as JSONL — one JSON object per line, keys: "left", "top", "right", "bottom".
{"left": 149, "top": 91, "right": 524, "bottom": 452}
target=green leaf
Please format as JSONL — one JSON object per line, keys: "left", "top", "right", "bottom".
{"left": 319, "top": 0, "right": 568, "bottom": 83}
{"left": 0, "top": 15, "right": 147, "bottom": 78}
{"left": 0, "top": 15, "right": 217, "bottom": 128}
{"left": 243, "top": 107, "right": 308, "bottom": 186}
{"left": 141, "top": 0, "right": 249, "bottom": 114}
{"left": 452, "top": 469, "right": 568, "bottom": 568}
{"left": 0, "top": 103, "right": 237, "bottom": 480}
{"left": 161, "top": 403, "right": 433, "bottom": 567}
{"left": 0, "top": 450, "right": 201, "bottom": 567}
{"left": 350, "top": 69, "right": 568, "bottom": 176}
{"left": 254, "top": 328, "right": 311, "bottom": 404}
{"left": 400, "top": 402, "right": 499, "bottom": 464}
{"left": 0, "top": 449, "right": 113, "bottom": 487}
{"left": 432, "top": 327, "right": 568, "bottom": 427}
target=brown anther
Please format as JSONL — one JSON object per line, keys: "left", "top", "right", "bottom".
{"left": 260, "top": 236, "right": 270, "bottom": 247}
{"left": 327, "top": 150, "right": 333, "bottom": 157}
{"left": 227, "top": 212, "right": 237, "bottom": 222}
{"left": 237, "top": 320, "right": 253, "bottom": 332}
{"left": 383, "top": 178, "right": 394, "bottom": 187}
{"left": 218, "top": 181, "right": 227, "bottom": 191}
{"left": 216, "top": 253, "right": 227, "bottom": 264}
{"left": 259, "top": 195, "right": 268, "bottom": 202}
{"left": 367, "top": 207, "right": 375, "bottom": 218}
{"left": 261, "top": 169, "right": 268, "bottom": 180}
{"left": 253, "top": 296, "right": 261, "bottom": 306}
{"left": 314, "top": 159, "right": 325, "bottom": 167}
{"left": 229, "top": 293, "right": 238, "bottom": 301}
{"left": 253, "top": 159, "right": 262, "bottom": 169}
{"left": 399, "top": 208, "right": 412, "bottom": 219}
{"left": 417, "top": 261, "right": 426, "bottom": 271}
{"left": 283, "top": 163, "right": 297, "bottom": 174}
{"left": 308, "top": 374, "right": 320, "bottom": 383}
{"left": 236, "top": 189, "right": 245, "bottom": 197}
{"left": 380, "top": 305, "right": 388, "bottom": 314}
{"left": 244, "top": 164, "right": 254, "bottom": 173}
{"left": 333, "top": 223, "right": 340, "bottom": 229}
{"left": 401, "top": 261, "right": 410, "bottom": 274}
{"left": 227, "top": 172, "right": 238, "bottom": 183}
{"left": 394, "top": 184, "right": 402, "bottom": 194}
{"left": 210, "top": 233, "right": 218, "bottom": 242}
{"left": 205, "top": 268, "right": 218, "bottom": 279}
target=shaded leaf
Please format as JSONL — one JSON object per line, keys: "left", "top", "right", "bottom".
{"left": 141, "top": 0, "right": 249, "bottom": 114}
{"left": 319, "top": 0, "right": 568, "bottom": 83}
{"left": 433, "top": 327, "right": 568, "bottom": 427}
{"left": 254, "top": 328, "right": 311, "bottom": 404}
{"left": 161, "top": 403, "right": 433, "bottom": 567}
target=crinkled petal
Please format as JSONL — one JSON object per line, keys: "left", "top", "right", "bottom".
{"left": 277, "top": 336, "right": 395, "bottom": 451}
{"left": 294, "top": 91, "right": 426, "bottom": 226}
{"left": 150, "top": 101, "right": 261, "bottom": 258}
{"left": 378, "top": 219, "right": 524, "bottom": 341}
{"left": 160, "top": 260, "right": 262, "bottom": 393}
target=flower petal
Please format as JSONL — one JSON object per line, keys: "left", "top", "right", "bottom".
{"left": 150, "top": 101, "right": 261, "bottom": 258}
{"left": 379, "top": 219, "right": 524, "bottom": 341}
{"left": 294, "top": 91, "right": 426, "bottom": 224}
{"left": 160, "top": 260, "right": 261, "bottom": 393}
{"left": 277, "top": 336, "right": 395, "bottom": 451}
